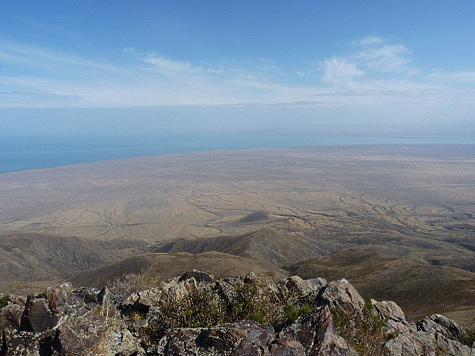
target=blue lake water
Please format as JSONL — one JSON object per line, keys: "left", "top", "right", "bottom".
{"left": 1, "top": 133, "right": 474, "bottom": 174}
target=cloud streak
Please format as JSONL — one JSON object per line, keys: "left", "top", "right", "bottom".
{"left": 0, "top": 42, "right": 124, "bottom": 73}
{"left": 139, "top": 54, "right": 204, "bottom": 77}
{"left": 0, "top": 37, "right": 474, "bottom": 110}
{"left": 321, "top": 57, "right": 364, "bottom": 87}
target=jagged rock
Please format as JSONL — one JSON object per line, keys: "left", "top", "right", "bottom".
{"left": 74, "top": 287, "right": 101, "bottom": 304}
{"left": 416, "top": 314, "right": 474, "bottom": 356}
{"left": 2, "top": 330, "right": 42, "bottom": 355}
{"left": 125, "top": 287, "right": 161, "bottom": 307}
{"left": 269, "top": 337, "right": 306, "bottom": 355}
{"left": 96, "top": 286, "right": 111, "bottom": 306}
{"left": 20, "top": 296, "right": 57, "bottom": 332}
{"left": 160, "top": 277, "right": 199, "bottom": 303}
{"left": 383, "top": 332, "right": 435, "bottom": 356}
{"left": 0, "top": 303, "right": 23, "bottom": 333}
{"left": 319, "top": 279, "right": 365, "bottom": 314}
{"left": 280, "top": 305, "right": 357, "bottom": 356}
{"left": 44, "top": 283, "right": 73, "bottom": 315}
{"left": 58, "top": 323, "right": 144, "bottom": 355}
{"left": 1, "top": 273, "right": 473, "bottom": 355}
{"left": 53, "top": 298, "right": 144, "bottom": 355}
{"left": 418, "top": 314, "right": 468, "bottom": 343}
{"left": 214, "top": 278, "right": 239, "bottom": 305}
{"left": 179, "top": 270, "right": 215, "bottom": 283}
{"left": 279, "top": 276, "right": 327, "bottom": 302}
{"left": 373, "top": 300, "right": 411, "bottom": 334}
{"left": 155, "top": 321, "right": 276, "bottom": 355}
{"left": 124, "top": 288, "right": 160, "bottom": 320}
{"left": 308, "top": 278, "right": 327, "bottom": 292}
{"left": 382, "top": 313, "right": 475, "bottom": 356}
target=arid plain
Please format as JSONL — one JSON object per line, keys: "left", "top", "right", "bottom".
{"left": 0, "top": 145, "right": 474, "bottom": 326}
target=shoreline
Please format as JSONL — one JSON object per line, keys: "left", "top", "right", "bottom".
{"left": 2, "top": 141, "right": 475, "bottom": 176}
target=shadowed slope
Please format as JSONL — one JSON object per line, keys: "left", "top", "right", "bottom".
{"left": 68, "top": 251, "right": 287, "bottom": 288}
{"left": 0, "top": 233, "right": 147, "bottom": 294}
{"left": 153, "top": 228, "right": 325, "bottom": 267}
{"left": 288, "top": 246, "right": 475, "bottom": 327}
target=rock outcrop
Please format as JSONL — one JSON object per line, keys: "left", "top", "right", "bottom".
{"left": 0, "top": 272, "right": 473, "bottom": 355}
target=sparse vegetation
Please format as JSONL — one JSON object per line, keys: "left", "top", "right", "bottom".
{"left": 290, "top": 246, "right": 475, "bottom": 327}
{"left": 281, "top": 303, "right": 313, "bottom": 329}
{"left": 0, "top": 295, "right": 10, "bottom": 308}
{"left": 108, "top": 273, "right": 160, "bottom": 304}
{"left": 130, "top": 311, "right": 144, "bottom": 322}
{"left": 457, "top": 327, "right": 475, "bottom": 348}
{"left": 145, "top": 276, "right": 316, "bottom": 341}
{"left": 2, "top": 271, "right": 473, "bottom": 355}
{"left": 333, "top": 296, "right": 387, "bottom": 356}
{"left": 1, "top": 148, "right": 474, "bottom": 330}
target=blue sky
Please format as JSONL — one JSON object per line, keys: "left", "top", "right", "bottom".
{"left": 1, "top": 1, "right": 475, "bottom": 135}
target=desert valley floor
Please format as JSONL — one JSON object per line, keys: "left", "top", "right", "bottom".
{"left": 0, "top": 144, "right": 474, "bottom": 326}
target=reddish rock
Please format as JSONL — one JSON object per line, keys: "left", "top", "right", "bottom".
{"left": 157, "top": 321, "right": 275, "bottom": 355}
{"left": 0, "top": 303, "right": 23, "bottom": 333}
{"left": 45, "top": 283, "right": 73, "bottom": 315}
{"left": 269, "top": 338, "right": 305, "bottom": 355}
{"left": 1, "top": 275, "right": 473, "bottom": 355}
{"left": 280, "top": 305, "right": 357, "bottom": 356}
{"left": 20, "top": 296, "right": 57, "bottom": 333}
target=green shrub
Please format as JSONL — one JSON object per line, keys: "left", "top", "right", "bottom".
{"left": 148, "top": 286, "right": 227, "bottom": 339}
{"left": 0, "top": 295, "right": 10, "bottom": 308}
{"left": 278, "top": 303, "right": 313, "bottom": 331}
{"left": 228, "top": 281, "right": 267, "bottom": 324}
{"left": 333, "top": 296, "right": 387, "bottom": 356}
{"left": 146, "top": 278, "right": 298, "bottom": 340}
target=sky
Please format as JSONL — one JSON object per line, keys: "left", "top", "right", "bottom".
{"left": 1, "top": 1, "right": 475, "bottom": 136}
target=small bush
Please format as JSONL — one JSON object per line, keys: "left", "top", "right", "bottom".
{"left": 146, "top": 277, "right": 299, "bottom": 340}
{"left": 228, "top": 281, "right": 267, "bottom": 324}
{"left": 148, "top": 286, "right": 227, "bottom": 339}
{"left": 333, "top": 296, "right": 387, "bottom": 356}
{"left": 130, "top": 311, "right": 144, "bottom": 322}
{"left": 108, "top": 274, "right": 159, "bottom": 304}
{"left": 278, "top": 303, "right": 313, "bottom": 331}
{"left": 0, "top": 295, "right": 10, "bottom": 308}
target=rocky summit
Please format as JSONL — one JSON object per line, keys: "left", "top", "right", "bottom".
{"left": 0, "top": 272, "right": 473, "bottom": 356}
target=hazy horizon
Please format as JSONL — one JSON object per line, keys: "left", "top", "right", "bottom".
{"left": 1, "top": 1, "right": 474, "bottom": 139}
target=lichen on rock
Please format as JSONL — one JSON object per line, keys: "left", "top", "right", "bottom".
{"left": 0, "top": 272, "right": 473, "bottom": 355}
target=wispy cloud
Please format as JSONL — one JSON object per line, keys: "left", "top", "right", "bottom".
{"left": 257, "top": 57, "right": 285, "bottom": 76}
{"left": 321, "top": 57, "right": 364, "bottom": 86}
{"left": 357, "top": 44, "right": 415, "bottom": 73}
{"left": 318, "top": 36, "right": 417, "bottom": 87}
{"left": 427, "top": 70, "right": 475, "bottom": 83}
{"left": 139, "top": 54, "right": 204, "bottom": 77}
{"left": 1, "top": 37, "right": 475, "bottom": 110}
{"left": 0, "top": 42, "right": 123, "bottom": 73}
{"left": 351, "top": 35, "right": 385, "bottom": 46}
{"left": 122, "top": 47, "right": 136, "bottom": 54}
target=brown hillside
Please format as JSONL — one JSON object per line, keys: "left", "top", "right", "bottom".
{"left": 68, "top": 251, "right": 287, "bottom": 288}
{"left": 288, "top": 246, "right": 475, "bottom": 327}
{"left": 153, "top": 228, "right": 326, "bottom": 267}
{"left": 0, "top": 233, "right": 147, "bottom": 294}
